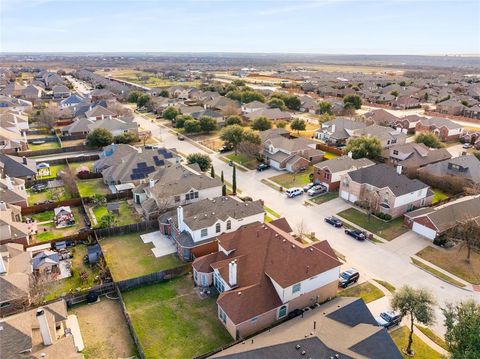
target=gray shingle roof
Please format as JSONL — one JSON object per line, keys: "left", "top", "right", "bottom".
{"left": 0, "top": 154, "right": 36, "bottom": 178}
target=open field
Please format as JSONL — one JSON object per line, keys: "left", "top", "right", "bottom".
{"left": 286, "top": 63, "right": 405, "bottom": 75}
{"left": 100, "top": 232, "right": 183, "bottom": 281}
{"left": 337, "top": 208, "right": 409, "bottom": 241}
{"left": 416, "top": 246, "right": 480, "bottom": 284}
{"left": 338, "top": 282, "right": 384, "bottom": 303}
{"left": 390, "top": 326, "right": 443, "bottom": 359}
{"left": 122, "top": 276, "right": 232, "bottom": 359}
{"left": 69, "top": 299, "right": 136, "bottom": 359}
{"left": 97, "top": 69, "right": 201, "bottom": 88}
{"left": 43, "top": 244, "right": 100, "bottom": 301}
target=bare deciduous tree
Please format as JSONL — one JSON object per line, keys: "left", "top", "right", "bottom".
{"left": 446, "top": 218, "right": 480, "bottom": 263}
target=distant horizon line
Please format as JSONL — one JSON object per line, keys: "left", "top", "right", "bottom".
{"left": 1, "top": 51, "right": 479, "bottom": 58}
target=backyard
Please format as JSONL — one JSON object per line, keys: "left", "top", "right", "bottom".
{"left": 69, "top": 299, "right": 136, "bottom": 359}
{"left": 338, "top": 282, "right": 385, "bottom": 303}
{"left": 390, "top": 326, "right": 443, "bottom": 359}
{"left": 27, "top": 187, "right": 74, "bottom": 206}
{"left": 28, "top": 140, "right": 61, "bottom": 151}
{"left": 269, "top": 167, "right": 313, "bottom": 188}
{"left": 122, "top": 275, "right": 232, "bottom": 359}
{"left": 431, "top": 188, "right": 449, "bottom": 204}
{"left": 43, "top": 244, "right": 101, "bottom": 301}
{"left": 416, "top": 246, "right": 480, "bottom": 284}
{"left": 36, "top": 164, "right": 68, "bottom": 180}
{"left": 91, "top": 201, "right": 141, "bottom": 227}
{"left": 35, "top": 206, "right": 86, "bottom": 242}
{"left": 77, "top": 178, "right": 110, "bottom": 197}
{"left": 337, "top": 208, "right": 409, "bottom": 241}
{"left": 69, "top": 160, "right": 96, "bottom": 173}
{"left": 100, "top": 232, "right": 183, "bottom": 281}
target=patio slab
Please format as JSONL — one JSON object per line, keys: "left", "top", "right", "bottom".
{"left": 140, "top": 231, "right": 176, "bottom": 258}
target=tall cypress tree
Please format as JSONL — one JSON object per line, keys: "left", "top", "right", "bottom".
{"left": 222, "top": 184, "right": 227, "bottom": 196}
{"left": 220, "top": 170, "right": 224, "bottom": 183}
{"left": 232, "top": 165, "right": 237, "bottom": 194}
{"left": 210, "top": 166, "right": 215, "bottom": 178}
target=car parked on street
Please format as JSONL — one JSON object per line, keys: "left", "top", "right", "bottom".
{"left": 257, "top": 163, "right": 270, "bottom": 171}
{"left": 177, "top": 134, "right": 185, "bottom": 141}
{"left": 324, "top": 216, "right": 343, "bottom": 227}
{"left": 462, "top": 143, "right": 472, "bottom": 149}
{"left": 286, "top": 187, "right": 303, "bottom": 198}
{"left": 338, "top": 269, "right": 359, "bottom": 288}
{"left": 345, "top": 228, "right": 367, "bottom": 241}
{"left": 307, "top": 184, "right": 327, "bottom": 196}
{"left": 375, "top": 311, "right": 402, "bottom": 329}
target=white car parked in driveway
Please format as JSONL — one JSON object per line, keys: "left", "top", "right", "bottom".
{"left": 286, "top": 187, "right": 303, "bottom": 198}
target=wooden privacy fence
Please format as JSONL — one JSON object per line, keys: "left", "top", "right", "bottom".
{"left": 94, "top": 219, "right": 159, "bottom": 238}
{"left": 116, "top": 264, "right": 191, "bottom": 291}
{"left": 315, "top": 143, "right": 344, "bottom": 156}
{"left": 24, "top": 231, "right": 94, "bottom": 249}
{"left": 18, "top": 144, "right": 96, "bottom": 157}
{"left": 22, "top": 198, "right": 83, "bottom": 215}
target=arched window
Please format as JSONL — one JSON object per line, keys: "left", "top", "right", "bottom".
{"left": 216, "top": 223, "right": 221, "bottom": 233}
{"left": 278, "top": 305, "right": 288, "bottom": 318}
{"left": 226, "top": 220, "right": 232, "bottom": 230}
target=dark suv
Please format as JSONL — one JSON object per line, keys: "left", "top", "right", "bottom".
{"left": 338, "top": 269, "right": 360, "bottom": 288}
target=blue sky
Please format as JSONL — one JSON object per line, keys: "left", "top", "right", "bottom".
{"left": 1, "top": 0, "right": 479, "bottom": 54}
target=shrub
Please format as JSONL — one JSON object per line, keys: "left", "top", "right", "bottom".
{"left": 433, "top": 235, "right": 448, "bottom": 247}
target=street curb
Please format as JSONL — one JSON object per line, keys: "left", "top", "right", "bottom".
{"left": 219, "top": 156, "right": 249, "bottom": 172}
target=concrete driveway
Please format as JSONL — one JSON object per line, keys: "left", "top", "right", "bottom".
{"left": 133, "top": 111, "right": 480, "bottom": 336}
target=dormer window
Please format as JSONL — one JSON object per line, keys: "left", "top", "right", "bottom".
{"left": 201, "top": 228, "right": 208, "bottom": 237}
{"left": 226, "top": 220, "right": 232, "bottom": 230}
{"left": 216, "top": 223, "right": 221, "bottom": 233}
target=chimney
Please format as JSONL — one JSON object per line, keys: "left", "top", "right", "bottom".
{"left": 331, "top": 124, "right": 336, "bottom": 133}
{"left": 5, "top": 176, "right": 13, "bottom": 190}
{"left": 36, "top": 308, "right": 53, "bottom": 346}
{"left": 177, "top": 206, "right": 184, "bottom": 231}
{"left": 396, "top": 165, "right": 402, "bottom": 175}
{"left": 149, "top": 179, "right": 155, "bottom": 188}
{"left": 347, "top": 151, "right": 353, "bottom": 159}
{"left": 22, "top": 156, "right": 27, "bottom": 165}
{"left": 229, "top": 260, "right": 237, "bottom": 287}
{"left": 0, "top": 201, "right": 7, "bottom": 211}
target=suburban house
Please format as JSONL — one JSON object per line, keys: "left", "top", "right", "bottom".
{"left": 0, "top": 176, "right": 28, "bottom": 207}
{"left": 339, "top": 164, "right": 433, "bottom": 218}
{"left": 299, "top": 95, "right": 318, "bottom": 113}
{"left": 0, "top": 154, "right": 37, "bottom": 180}
{"left": 262, "top": 134, "right": 324, "bottom": 172}
{"left": 241, "top": 100, "right": 268, "bottom": 114}
{"left": 88, "top": 116, "right": 138, "bottom": 137}
{"left": 60, "top": 118, "right": 93, "bottom": 136}
{"left": 415, "top": 117, "right": 464, "bottom": 142}
{"left": 159, "top": 196, "right": 265, "bottom": 261}
{"left": 382, "top": 142, "right": 452, "bottom": 174}
{"left": 436, "top": 99, "right": 466, "bottom": 116}
{"left": 315, "top": 118, "right": 366, "bottom": 146}
{"left": 93, "top": 143, "right": 140, "bottom": 173}
{"left": 258, "top": 128, "right": 290, "bottom": 142}
{"left": 245, "top": 108, "right": 292, "bottom": 122}
{"left": 205, "top": 96, "right": 241, "bottom": 113}
{"left": 393, "top": 114, "right": 426, "bottom": 133}
{"left": 363, "top": 109, "right": 399, "bottom": 126}
{"left": 0, "top": 242, "right": 32, "bottom": 317}
{"left": 463, "top": 104, "right": 480, "bottom": 119}
{"left": 133, "top": 164, "right": 223, "bottom": 219}
{"left": 0, "top": 126, "right": 27, "bottom": 152}
{"left": 212, "top": 297, "right": 401, "bottom": 359}
{"left": 84, "top": 105, "right": 117, "bottom": 121}
{"left": 192, "top": 219, "right": 342, "bottom": 339}
{"left": 0, "top": 299, "right": 84, "bottom": 358}
{"left": 404, "top": 195, "right": 480, "bottom": 240}
{"left": 350, "top": 125, "right": 407, "bottom": 148}
{"left": 391, "top": 96, "right": 421, "bottom": 110}
{"left": 313, "top": 156, "right": 375, "bottom": 191}
{"left": 52, "top": 84, "right": 71, "bottom": 99}
{"left": 59, "top": 93, "right": 88, "bottom": 108}
{"left": 100, "top": 147, "right": 179, "bottom": 186}
{"left": 417, "top": 155, "right": 480, "bottom": 185}
{"left": 0, "top": 201, "right": 31, "bottom": 245}
{"left": 0, "top": 109, "right": 29, "bottom": 135}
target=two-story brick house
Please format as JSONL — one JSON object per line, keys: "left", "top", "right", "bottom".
{"left": 192, "top": 219, "right": 341, "bottom": 339}
{"left": 339, "top": 164, "right": 433, "bottom": 218}
{"left": 415, "top": 117, "right": 464, "bottom": 142}
{"left": 158, "top": 196, "right": 265, "bottom": 261}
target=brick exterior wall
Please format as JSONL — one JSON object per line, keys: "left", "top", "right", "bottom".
{"left": 415, "top": 123, "right": 461, "bottom": 142}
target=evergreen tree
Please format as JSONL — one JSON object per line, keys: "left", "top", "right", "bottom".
{"left": 210, "top": 166, "right": 215, "bottom": 178}
{"left": 222, "top": 184, "right": 227, "bottom": 196}
{"left": 232, "top": 166, "right": 237, "bottom": 194}
{"left": 221, "top": 171, "right": 224, "bottom": 183}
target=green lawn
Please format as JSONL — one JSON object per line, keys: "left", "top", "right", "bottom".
{"left": 122, "top": 276, "right": 232, "bottom": 359}
{"left": 225, "top": 153, "right": 258, "bottom": 170}
{"left": 416, "top": 245, "right": 479, "bottom": 284}
{"left": 77, "top": 179, "right": 110, "bottom": 197}
{"left": 43, "top": 244, "right": 100, "bottom": 301}
{"left": 411, "top": 258, "right": 466, "bottom": 287}
{"left": 374, "top": 279, "right": 396, "bottom": 293}
{"left": 431, "top": 189, "right": 449, "bottom": 204}
{"left": 31, "top": 210, "right": 54, "bottom": 223}
{"left": 269, "top": 167, "right": 313, "bottom": 189}
{"left": 36, "top": 164, "right": 68, "bottom": 180}
{"left": 92, "top": 202, "right": 141, "bottom": 228}
{"left": 390, "top": 326, "right": 443, "bottom": 359}
{"left": 27, "top": 187, "right": 74, "bottom": 206}
{"left": 100, "top": 232, "right": 183, "bottom": 281}
{"left": 264, "top": 206, "right": 281, "bottom": 219}
{"left": 415, "top": 326, "right": 448, "bottom": 351}
{"left": 28, "top": 141, "right": 61, "bottom": 151}
{"left": 35, "top": 207, "right": 85, "bottom": 242}
{"left": 310, "top": 191, "right": 338, "bottom": 205}
{"left": 338, "top": 282, "right": 385, "bottom": 303}
{"left": 337, "top": 208, "right": 409, "bottom": 241}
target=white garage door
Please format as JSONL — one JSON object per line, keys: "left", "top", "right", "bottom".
{"left": 412, "top": 222, "right": 437, "bottom": 240}
{"left": 340, "top": 190, "right": 349, "bottom": 200}
{"left": 349, "top": 194, "right": 358, "bottom": 203}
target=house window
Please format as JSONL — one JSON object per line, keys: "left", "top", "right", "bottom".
{"left": 278, "top": 305, "right": 288, "bottom": 319}
{"left": 216, "top": 223, "right": 221, "bottom": 233}
{"left": 250, "top": 317, "right": 258, "bottom": 323}
{"left": 324, "top": 172, "right": 331, "bottom": 180}
{"left": 194, "top": 271, "right": 198, "bottom": 281}
{"left": 218, "top": 307, "right": 227, "bottom": 324}
{"left": 393, "top": 150, "right": 399, "bottom": 155}
{"left": 214, "top": 273, "right": 225, "bottom": 293}
{"left": 0, "top": 302, "right": 10, "bottom": 308}
{"left": 226, "top": 220, "right": 232, "bottom": 230}
{"left": 292, "top": 283, "right": 301, "bottom": 294}
{"left": 195, "top": 191, "right": 199, "bottom": 199}
{"left": 174, "top": 195, "right": 180, "bottom": 203}
{"left": 201, "top": 228, "right": 208, "bottom": 237}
